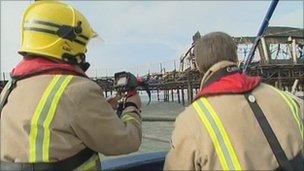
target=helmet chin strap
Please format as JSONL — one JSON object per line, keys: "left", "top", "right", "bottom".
{"left": 62, "top": 53, "right": 91, "bottom": 72}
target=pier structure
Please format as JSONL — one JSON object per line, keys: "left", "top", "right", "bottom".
{"left": 242, "top": 27, "right": 304, "bottom": 90}
{"left": 92, "top": 26, "right": 304, "bottom": 105}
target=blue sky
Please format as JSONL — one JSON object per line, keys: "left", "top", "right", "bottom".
{"left": 1, "top": 0, "right": 303, "bottom": 78}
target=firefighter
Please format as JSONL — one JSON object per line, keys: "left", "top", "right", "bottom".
{"left": 164, "top": 32, "right": 303, "bottom": 170}
{"left": 0, "top": 1, "right": 142, "bottom": 170}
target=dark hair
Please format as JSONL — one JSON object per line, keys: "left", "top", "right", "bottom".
{"left": 194, "top": 32, "right": 238, "bottom": 73}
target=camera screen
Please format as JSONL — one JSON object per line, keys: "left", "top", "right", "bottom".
{"left": 116, "top": 77, "right": 127, "bottom": 86}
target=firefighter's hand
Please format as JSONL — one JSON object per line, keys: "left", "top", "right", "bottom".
{"left": 107, "top": 95, "right": 122, "bottom": 109}
{"left": 126, "top": 93, "right": 142, "bottom": 110}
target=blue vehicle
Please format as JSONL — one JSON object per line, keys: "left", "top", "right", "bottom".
{"left": 102, "top": 152, "right": 167, "bottom": 171}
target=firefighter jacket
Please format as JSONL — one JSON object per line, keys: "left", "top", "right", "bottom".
{"left": 0, "top": 57, "right": 142, "bottom": 170}
{"left": 164, "top": 61, "right": 303, "bottom": 170}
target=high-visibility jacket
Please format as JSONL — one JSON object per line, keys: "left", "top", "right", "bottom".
{"left": 164, "top": 61, "right": 303, "bottom": 170}
{"left": 1, "top": 58, "right": 142, "bottom": 170}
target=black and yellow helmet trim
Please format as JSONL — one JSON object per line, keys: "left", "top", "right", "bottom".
{"left": 23, "top": 20, "right": 89, "bottom": 46}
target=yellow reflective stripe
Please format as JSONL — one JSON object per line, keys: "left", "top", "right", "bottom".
{"left": 193, "top": 101, "right": 229, "bottom": 170}
{"left": 121, "top": 114, "right": 141, "bottom": 126}
{"left": 201, "top": 98, "right": 242, "bottom": 170}
{"left": 82, "top": 155, "right": 99, "bottom": 171}
{"left": 282, "top": 92, "right": 303, "bottom": 139}
{"left": 24, "top": 22, "right": 58, "bottom": 32}
{"left": 29, "top": 75, "right": 60, "bottom": 162}
{"left": 29, "top": 75, "right": 74, "bottom": 162}
{"left": 282, "top": 92, "right": 301, "bottom": 119}
{"left": 270, "top": 86, "right": 303, "bottom": 139}
{"left": 193, "top": 98, "right": 242, "bottom": 170}
{"left": 42, "top": 75, "right": 74, "bottom": 161}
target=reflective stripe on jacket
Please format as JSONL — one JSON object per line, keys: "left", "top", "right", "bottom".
{"left": 29, "top": 75, "right": 74, "bottom": 162}
{"left": 193, "top": 97, "right": 242, "bottom": 170}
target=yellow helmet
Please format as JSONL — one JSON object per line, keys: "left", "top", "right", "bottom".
{"left": 19, "top": 1, "right": 96, "bottom": 65}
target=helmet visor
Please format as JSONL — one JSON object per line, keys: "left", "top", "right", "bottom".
{"left": 86, "top": 33, "right": 104, "bottom": 53}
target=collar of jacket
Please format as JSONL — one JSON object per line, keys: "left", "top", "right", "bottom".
{"left": 194, "top": 61, "right": 261, "bottom": 100}
{"left": 11, "top": 56, "right": 88, "bottom": 79}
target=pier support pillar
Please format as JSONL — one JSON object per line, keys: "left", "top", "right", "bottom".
{"left": 164, "top": 90, "right": 169, "bottom": 102}
{"left": 177, "top": 88, "right": 181, "bottom": 103}
{"left": 181, "top": 88, "right": 185, "bottom": 106}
